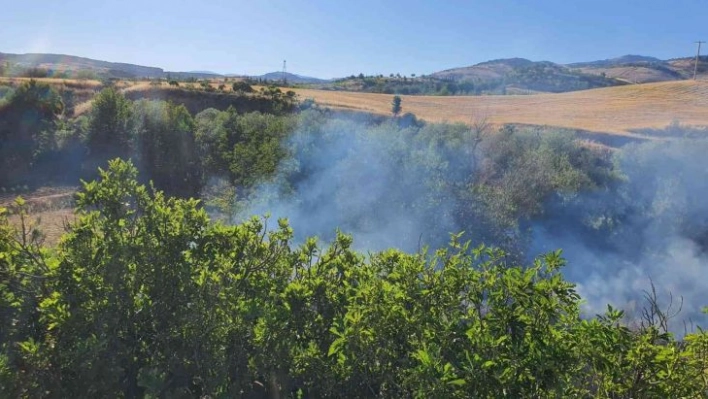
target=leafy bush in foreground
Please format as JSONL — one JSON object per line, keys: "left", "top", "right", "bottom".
{"left": 1, "top": 159, "right": 707, "bottom": 398}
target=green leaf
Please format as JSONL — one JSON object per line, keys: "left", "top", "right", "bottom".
{"left": 447, "top": 378, "right": 466, "bottom": 386}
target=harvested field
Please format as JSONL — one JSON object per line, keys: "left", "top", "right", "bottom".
{"left": 290, "top": 80, "right": 708, "bottom": 136}
{"left": 1, "top": 187, "right": 77, "bottom": 247}
{"left": 7, "top": 208, "right": 74, "bottom": 247}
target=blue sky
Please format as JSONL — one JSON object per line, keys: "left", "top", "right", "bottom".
{"left": 0, "top": 0, "right": 705, "bottom": 78}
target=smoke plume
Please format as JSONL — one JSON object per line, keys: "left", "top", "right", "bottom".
{"left": 240, "top": 113, "right": 708, "bottom": 330}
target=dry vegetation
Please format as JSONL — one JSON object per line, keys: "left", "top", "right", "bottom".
{"left": 291, "top": 80, "right": 708, "bottom": 136}
{"left": 7, "top": 208, "right": 74, "bottom": 246}
{"left": 1, "top": 187, "right": 76, "bottom": 246}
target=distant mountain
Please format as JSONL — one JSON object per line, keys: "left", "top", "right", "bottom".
{"left": 566, "top": 54, "right": 702, "bottom": 83}
{"left": 433, "top": 58, "right": 539, "bottom": 81}
{"left": 186, "top": 70, "right": 220, "bottom": 75}
{"left": 2, "top": 50, "right": 705, "bottom": 94}
{"left": 0, "top": 51, "right": 333, "bottom": 83}
{"left": 0, "top": 52, "right": 224, "bottom": 80}
{"left": 254, "top": 71, "right": 328, "bottom": 84}
{"left": 431, "top": 58, "right": 624, "bottom": 93}
{"left": 430, "top": 54, "right": 707, "bottom": 90}
{"left": 0, "top": 52, "right": 165, "bottom": 78}
{"left": 567, "top": 54, "right": 663, "bottom": 68}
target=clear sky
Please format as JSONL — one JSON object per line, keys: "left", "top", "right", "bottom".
{"left": 0, "top": 0, "right": 705, "bottom": 79}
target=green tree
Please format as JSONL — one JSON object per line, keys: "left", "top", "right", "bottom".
{"left": 0, "top": 80, "right": 63, "bottom": 186}
{"left": 86, "top": 88, "right": 133, "bottom": 161}
{"left": 391, "top": 95, "right": 402, "bottom": 117}
{"left": 232, "top": 80, "right": 254, "bottom": 93}
{"left": 133, "top": 100, "right": 203, "bottom": 197}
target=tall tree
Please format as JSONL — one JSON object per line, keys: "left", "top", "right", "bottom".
{"left": 391, "top": 95, "right": 402, "bottom": 117}
{"left": 86, "top": 88, "right": 133, "bottom": 161}
{"left": 0, "top": 80, "right": 63, "bottom": 185}
{"left": 133, "top": 100, "right": 203, "bottom": 197}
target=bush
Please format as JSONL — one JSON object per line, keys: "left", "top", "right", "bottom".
{"left": 232, "top": 80, "right": 254, "bottom": 93}
{"left": 0, "top": 159, "right": 706, "bottom": 397}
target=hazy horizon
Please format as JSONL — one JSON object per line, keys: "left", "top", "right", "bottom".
{"left": 1, "top": 0, "right": 706, "bottom": 79}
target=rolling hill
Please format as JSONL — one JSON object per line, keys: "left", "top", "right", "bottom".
{"left": 0, "top": 52, "right": 327, "bottom": 82}
{"left": 0, "top": 52, "right": 223, "bottom": 79}
{"left": 431, "top": 58, "right": 625, "bottom": 93}
{"left": 431, "top": 55, "right": 708, "bottom": 90}
{"left": 254, "top": 71, "right": 328, "bottom": 84}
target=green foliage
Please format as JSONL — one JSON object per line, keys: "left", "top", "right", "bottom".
{"left": 75, "top": 69, "right": 98, "bottom": 80}
{"left": 87, "top": 87, "right": 133, "bottom": 159}
{"left": 132, "top": 100, "right": 203, "bottom": 197}
{"left": 0, "top": 80, "right": 64, "bottom": 186}
{"left": 0, "top": 160, "right": 707, "bottom": 397}
{"left": 195, "top": 107, "right": 294, "bottom": 190}
{"left": 232, "top": 80, "right": 254, "bottom": 93}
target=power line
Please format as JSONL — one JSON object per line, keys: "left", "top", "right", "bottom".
{"left": 694, "top": 41, "right": 705, "bottom": 80}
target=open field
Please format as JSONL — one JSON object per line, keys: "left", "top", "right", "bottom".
{"left": 7, "top": 208, "right": 74, "bottom": 247}
{"left": 1, "top": 187, "right": 77, "bottom": 246}
{"left": 0, "top": 76, "right": 137, "bottom": 90}
{"left": 290, "top": 80, "right": 708, "bottom": 136}
{"left": 63, "top": 79, "right": 708, "bottom": 138}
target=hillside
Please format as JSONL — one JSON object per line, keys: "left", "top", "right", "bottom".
{"left": 323, "top": 58, "right": 626, "bottom": 95}
{"left": 291, "top": 80, "right": 708, "bottom": 139}
{"left": 255, "top": 71, "right": 328, "bottom": 84}
{"left": 0, "top": 52, "right": 223, "bottom": 79}
{"left": 428, "top": 55, "right": 708, "bottom": 91}
{"left": 570, "top": 55, "right": 708, "bottom": 83}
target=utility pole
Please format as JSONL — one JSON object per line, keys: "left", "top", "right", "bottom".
{"left": 694, "top": 41, "right": 705, "bottom": 80}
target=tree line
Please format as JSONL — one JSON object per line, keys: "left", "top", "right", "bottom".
{"left": 0, "top": 80, "right": 297, "bottom": 198}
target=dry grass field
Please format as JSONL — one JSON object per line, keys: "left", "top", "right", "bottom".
{"left": 7, "top": 208, "right": 74, "bottom": 247}
{"left": 290, "top": 80, "right": 708, "bottom": 136}
{"left": 1, "top": 187, "right": 76, "bottom": 247}
{"left": 66, "top": 79, "right": 708, "bottom": 138}
{"left": 0, "top": 76, "right": 103, "bottom": 88}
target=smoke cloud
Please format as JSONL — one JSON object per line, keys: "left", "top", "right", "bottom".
{"left": 242, "top": 116, "right": 462, "bottom": 252}
{"left": 240, "top": 113, "right": 708, "bottom": 330}
{"left": 532, "top": 139, "right": 708, "bottom": 329}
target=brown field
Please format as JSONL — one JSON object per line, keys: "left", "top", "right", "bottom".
{"left": 290, "top": 80, "right": 708, "bottom": 136}
{"left": 0, "top": 76, "right": 103, "bottom": 88}
{"left": 1, "top": 187, "right": 77, "bottom": 247}
{"left": 7, "top": 208, "right": 74, "bottom": 247}
{"left": 9, "top": 77, "right": 708, "bottom": 137}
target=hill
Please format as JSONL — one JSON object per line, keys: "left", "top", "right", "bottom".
{"left": 568, "top": 54, "right": 663, "bottom": 68}
{"left": 255, "top": 71, "right": 328, "bottom": 84}
{"left": 0, "top": 51, "right": 330, "bottom": 83}
{"left": 428, "top": 54, "right": 708, "bottom": 90}
{"left": 0, "top": 52, "right": 223, "bottom": 80}
{"left": 568, "top": 54, "right": 708, "bottom": 84}
{"left": 0, "top": 52, "right": 164, "bottom": 78}
{"left": 431, "top": 58, "right": 625, "bottom": 93}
